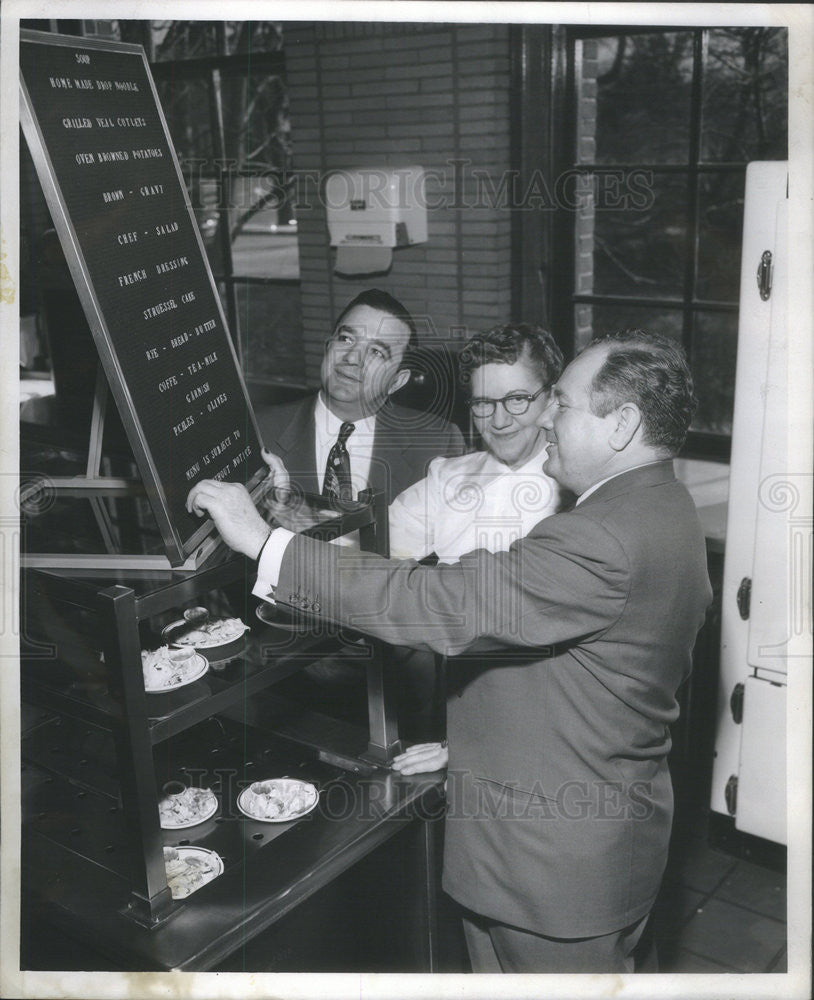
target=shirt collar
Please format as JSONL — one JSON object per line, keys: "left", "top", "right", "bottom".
{"left": 315, "top": 392, "right": 377, "bottom": 438}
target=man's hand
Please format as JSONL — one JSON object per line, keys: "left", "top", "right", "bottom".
{"left": 257, "top": 448, "right": 336, "bottom": 534}
{"left": 257, "top": 448, "right": 292, "bottom": 504}
{"left": 391, "top": 742, "right": 449, "bottom": 775}
{"left": 186, "top": 477, "right": 270, "bottom": 559}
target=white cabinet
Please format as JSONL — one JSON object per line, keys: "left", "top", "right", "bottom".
{"left": 710, "top": 161, "right": 798, "bottom": 845}
{"left": 736, "top": 676, "right": 787, "bottom": 844}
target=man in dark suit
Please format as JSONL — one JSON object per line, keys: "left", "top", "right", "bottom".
{"left": 255, "top": 288, "right": 465, "bottom": 507}
{"left": 188, "top": 330, "right": 713, "bottom": 973}
{"left": 254, "top": 288, "right": 464, "bottom": 730}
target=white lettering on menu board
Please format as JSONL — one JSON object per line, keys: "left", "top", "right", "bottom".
{"left": 21, "top": 33, "right": 264, "bottom": 557}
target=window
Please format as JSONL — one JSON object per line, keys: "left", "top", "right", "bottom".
{"left": 118, "top": 20, "right": 304, "bottom": 389}
{"left": 557, "top": 26, "right": 787, "bottom": 459}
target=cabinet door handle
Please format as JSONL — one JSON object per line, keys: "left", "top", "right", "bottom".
{"left": 757, "top": 249, "right": 773, "bottom": 300}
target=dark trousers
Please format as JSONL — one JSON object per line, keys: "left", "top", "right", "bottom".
{"left": 461, "top": 909, "right": 655, "bottom": 973}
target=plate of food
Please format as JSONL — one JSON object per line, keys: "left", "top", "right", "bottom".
{"left": 141, "top": 646, "right": 208, "bottom": 693}
{"left": 162, "top": 614, "right": 249, "bottom": 658}
{"left": 163, "top": 845, "right": 223, "bottom": 899}
{"left": 158, "top": 786, "right": 218, "bottom": 829}
{"left": 237, "top": 778, "right": 319, "bottom": 823}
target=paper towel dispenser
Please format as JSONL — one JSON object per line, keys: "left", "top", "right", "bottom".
{"left": 325, "top": 166, "right": 428, "bottom": 275}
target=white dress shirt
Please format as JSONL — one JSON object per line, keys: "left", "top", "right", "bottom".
{"left": 313, "top": 392, "right": 377, "bottom": 497}
{"left": 255, "top": 445, "right": 560, "bottom": 602}
{"left": 388, "top": 448, "right": 559, "bottom": 563}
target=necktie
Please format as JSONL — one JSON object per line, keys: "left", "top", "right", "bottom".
{"left": 322, "top": 421, "right": 355, "bottom": 505}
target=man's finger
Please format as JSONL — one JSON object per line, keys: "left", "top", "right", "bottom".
{"left": 186, "top": 480, "right": 222, "bottom": 514}
{"left": 392, "top": 743, "right": 439, "bottom": 761}
{"left": 391, "top": 741, "right": 448, "bottom": 774}
{"left": 259, "top": 448, "right": 291, "bottom": 500}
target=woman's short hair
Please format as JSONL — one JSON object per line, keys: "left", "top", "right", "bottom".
{"left": 458, "top": 323, "right": 564, "bottom": 389}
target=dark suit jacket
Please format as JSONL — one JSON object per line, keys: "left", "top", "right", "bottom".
{"left": 272, "top": 461, "right": 713, "bottom": 937}
{"left": 255, "top": 393, "right": 465, "bottom": 505}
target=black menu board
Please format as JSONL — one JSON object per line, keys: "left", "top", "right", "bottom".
{"left": 19, "top": 30, "right": 266, "bottom": 565}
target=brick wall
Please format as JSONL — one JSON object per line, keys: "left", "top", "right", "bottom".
{"left": 283, "top": 21, "right": 513, "bottom": 386}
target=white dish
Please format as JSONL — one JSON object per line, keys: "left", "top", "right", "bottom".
{"left": 237, "top": 778, "right": 319, "bottom": 823}
{"left": 142, "top": 648, "right": 208, "bottom": 693}
{"left": 159, "top": 787, "right": 218, "bottom": 829}
{"left": 163, "top": 846, "right": 223, "bottom": 899}
{"left": 162, "top": 617, "right": 249, "bottom": 650}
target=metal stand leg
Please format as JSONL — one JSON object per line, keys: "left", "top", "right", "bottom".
{"left": 99, "top": 586, "right": 174, "bottom": 925}
{"left": 361, "top": 640, "right": 403, "bottom": 765}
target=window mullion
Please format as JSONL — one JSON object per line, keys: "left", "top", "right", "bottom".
{"left": 207, "top": 67, "right": 240, "bottom": 356}
{"left": 682, "top": 29, "right": 706, "bottom": 359}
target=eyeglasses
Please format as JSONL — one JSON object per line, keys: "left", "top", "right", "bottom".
{"left": 468, "top": 384, "right": 549, "bottom": 418}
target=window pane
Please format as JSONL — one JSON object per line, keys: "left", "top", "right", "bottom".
{"left": 691, "top": 311, "right": 738, "bottom": 434}
{"left": 578, "top": 33, "right": 693, "bottom": 165}
{"left": 701, "top": 28, "right": 788, "bottom": 161}
{"left": 231, "top": 205, "right": 299, "bottom": 279}
{"left": 219, "top": 71, "right": 291, "bottom": 176}
{"left": 149, "top": 21, "right": 220, "bottom": 61}
{"left": 696, "top": 171, "right": 746, "bottom": 302}
{"left": 586, "top": 174, "right": 689, "bottom": 298}
{"left": 196, "top": 183, "right": 227, "bottom": 276}
{"left": 235, "top": 283, "right": 304, "bottom": 384}
{"left": 223, "top": 22, "right": 284, "bottom": 56}
{"left": 574, "top": 303, "right": 683, "bottom": 352}
{"left": 156, "top": 77, "right": 214, "bottom": 164}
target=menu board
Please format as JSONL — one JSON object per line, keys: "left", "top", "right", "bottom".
{"left": 19, "top": 30, "right": 266, "bottom": 565}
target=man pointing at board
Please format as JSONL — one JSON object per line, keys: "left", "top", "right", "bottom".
{"left": 187, "top": 329, "right": 712, "bottom": 973}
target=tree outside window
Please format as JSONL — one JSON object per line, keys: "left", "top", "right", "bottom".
{"left": 570, "top": 26, "right": 787, "bottom": 454}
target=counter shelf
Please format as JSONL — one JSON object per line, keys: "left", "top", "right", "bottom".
{"left": 21, "top": 490, "right": 406, "bottom": 930}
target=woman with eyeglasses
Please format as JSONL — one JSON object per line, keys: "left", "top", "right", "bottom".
{"left": 389, "top": 323, "right": 565, "bottom": 773}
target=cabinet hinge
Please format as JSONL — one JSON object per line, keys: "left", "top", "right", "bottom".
{"left": 724, "top": 774, "right": 738, "bottom": 816}
{"left": 730, "top": 682, "right": 745, "bottom": 724}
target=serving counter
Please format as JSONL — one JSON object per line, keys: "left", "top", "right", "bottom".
{"left": 20, "top": 490, "right": 452, "bottom": 972}
{"left": 22, "top": 709, "right": 446, "bottom": 972}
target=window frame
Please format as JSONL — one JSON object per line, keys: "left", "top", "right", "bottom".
{"left": 140, "top": 24, "right": 305, "bottom": 391}
{"left": 548, "top": 24, "right": 786, "bottom": 462}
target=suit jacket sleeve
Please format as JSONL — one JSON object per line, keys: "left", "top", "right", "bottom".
{"left": 276, "top": 511, "right": 629, "bottom": 657}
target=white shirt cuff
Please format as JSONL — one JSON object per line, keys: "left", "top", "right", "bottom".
{"left": 252, "top": 527, "right": 296, "bottom": 603}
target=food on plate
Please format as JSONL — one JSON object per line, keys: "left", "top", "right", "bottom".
{"left": 178, "top": 629, "right": 209, "bottom": 645}
{"left": 141, "top": 645, "right": 202, "bottom": 688}
{"left": 158, "top": 786, "right": 217, "bottom": 827}
{"left": 183, "top": 606, "right": 209, "bottom": 625}
{"left": 174, "top": 616, "right": 248, "bottom": 647}
{"left": 241, "top": 779, "right": 317, "bottom": 820}
{"left": 163, "top": 846, "right": 186, "bottom": 878}
{"left": 162, "top": 846, "right": 221, "bottom": 898}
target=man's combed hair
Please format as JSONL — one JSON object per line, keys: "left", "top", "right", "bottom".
{"left": 334, "top": 288, "right": 419, "bottom": 356}
{"left": 588, "top": 329, "right": 697, "bottom": 455}
{"left": 458, "top": 323, "right": 564, "bottom": 388}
